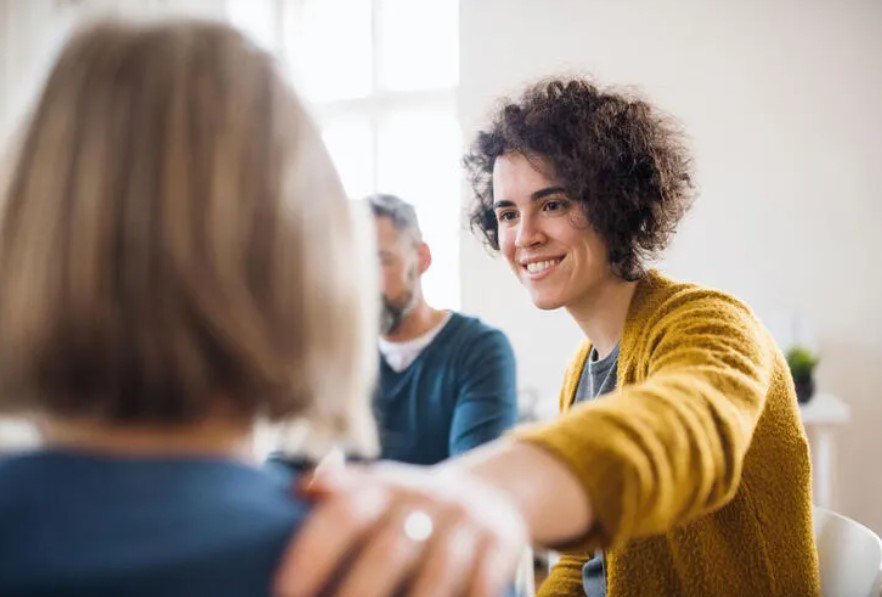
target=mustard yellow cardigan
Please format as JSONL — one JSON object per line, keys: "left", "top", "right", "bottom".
{"left": 515, "top": 271, "right": 820, "bottom": 596}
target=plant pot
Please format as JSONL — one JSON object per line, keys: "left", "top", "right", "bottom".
{"left": 795, "top": 378, "right": 815, "bottom": 404}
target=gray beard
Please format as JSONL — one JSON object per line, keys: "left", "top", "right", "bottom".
{"left": 380, "top": 292, "right": 415, "bottom": 335}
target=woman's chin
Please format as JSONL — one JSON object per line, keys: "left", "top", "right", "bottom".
{"left": 529, "top": 292, "right": 565, "bottom": 311}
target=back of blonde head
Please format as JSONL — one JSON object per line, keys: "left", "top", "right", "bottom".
{"left": 0, "top": 20, "right": 376, "bottom": 453}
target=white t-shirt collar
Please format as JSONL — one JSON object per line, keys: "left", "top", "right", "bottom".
{"left": 378, "top": 311, "right": 453, "bottom": 373}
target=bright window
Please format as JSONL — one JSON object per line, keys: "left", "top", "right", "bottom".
{"left": 280, "top": 0, "right": 461, "bottom": 309}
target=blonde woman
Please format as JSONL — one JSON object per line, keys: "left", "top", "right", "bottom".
{"left": 0, "top": 20, "right": 375, "bottom": 596}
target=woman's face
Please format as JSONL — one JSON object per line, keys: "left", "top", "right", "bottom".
{"left": 492, "top": 152, "right": 614, "bottom": 311}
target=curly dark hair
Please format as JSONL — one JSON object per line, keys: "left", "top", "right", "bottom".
{"left": 465, "top": 78, "right": 695, "bottom": 281}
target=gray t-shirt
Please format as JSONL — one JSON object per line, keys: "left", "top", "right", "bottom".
{"left": 574, "top": 343, "right": 619, "bottom": 597}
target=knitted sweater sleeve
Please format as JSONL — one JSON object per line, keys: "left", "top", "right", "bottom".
{"left": 536, "top": 552, "right": 589, "bottom": 597}
{"left": 513, "top": 289, "right": 775, "bottom": 552}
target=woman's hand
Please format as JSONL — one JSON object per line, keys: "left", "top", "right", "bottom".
{"left": 273, "top": 461, "right": 528, "bottom": 597}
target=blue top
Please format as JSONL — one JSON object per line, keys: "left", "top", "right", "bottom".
{"left": 0, "top": 450, "right": 306, "bottom": 596}
{"left": 373, "top": 312, "right": 518, "bottom": 464}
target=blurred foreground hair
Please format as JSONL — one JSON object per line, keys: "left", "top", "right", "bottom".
{"left": 0, "top": 20, "right": 377, "bottom": 454}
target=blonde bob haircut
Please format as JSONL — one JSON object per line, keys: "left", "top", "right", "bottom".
{"left": 0, "top": 20, "right": 377, "bottom": 451}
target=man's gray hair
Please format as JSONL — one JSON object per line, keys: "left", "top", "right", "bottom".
{"left": 365, "top": 193, "right": 423, "bottom": 242}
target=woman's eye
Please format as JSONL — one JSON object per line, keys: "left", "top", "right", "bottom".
{"left": 496, "top": 211, "right": 517, "bottom": 223}
{"left": 544, "top": 199, "right": 566, "bottom": 211}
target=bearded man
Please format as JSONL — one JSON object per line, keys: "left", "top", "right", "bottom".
{"left": 367, "top": 193, "right": 518, "bottom": 464}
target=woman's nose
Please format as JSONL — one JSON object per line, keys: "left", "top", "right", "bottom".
{"left": 515, "top": 215, "right": 545, "bottom": 248}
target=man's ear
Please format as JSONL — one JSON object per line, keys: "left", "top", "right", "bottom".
{"left": 416, "top": 242, "right": 432, "bottom": 275}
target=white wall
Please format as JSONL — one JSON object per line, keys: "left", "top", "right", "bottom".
{"left": 459, "top": 0, "right": 882, "bottom": 532}
{"left": 0, "top": 0, "right": 231, "bottom": 147}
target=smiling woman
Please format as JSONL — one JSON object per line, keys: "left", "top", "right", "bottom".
{"left": 467, "top": 79, "right": 694, "bottom": 283}
{"left": 490, "top": 153, "right": 612, "bottom": 314}
{"left": 274, "top": 76, "right": 819, "bottom": 597}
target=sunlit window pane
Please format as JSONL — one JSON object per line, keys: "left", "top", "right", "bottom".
{"left": 320, "top": 114, "right": 375, "bottom": 200}
{"left": 286, "top": 0, "right": 373, "bottom": 101}
{"left": 377, "top": 107, "right": 461, "bottom": 308}
{"left": 377, "top": 0, "right": 458, "bottom": 92}
{"left": 272, "top": 0, "right": 461, "bottom": 307}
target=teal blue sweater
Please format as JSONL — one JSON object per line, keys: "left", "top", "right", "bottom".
{"left": 0, "top": 450, "right": 305, "bottom": 596}
{"left": 373, "top": 313, "right": 518, "bottom": 464}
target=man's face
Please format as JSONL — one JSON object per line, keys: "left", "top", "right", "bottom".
{"left": 375, "top": 216, "right": 420, "bottom": 335}
{"left": 492, "top": 152, "right": 613, "bottom": 311}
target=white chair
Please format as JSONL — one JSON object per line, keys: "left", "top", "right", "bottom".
{"left": 813, "top": 506, "right": 882, "bottom": 597}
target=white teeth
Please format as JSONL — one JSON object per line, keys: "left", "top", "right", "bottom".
{"left": 525, "top": 259, "right": 560, "bottom": 274}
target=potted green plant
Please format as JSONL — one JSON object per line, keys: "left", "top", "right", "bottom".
{"left": 785, "top": 346, "right": 819, "bottom": 404}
